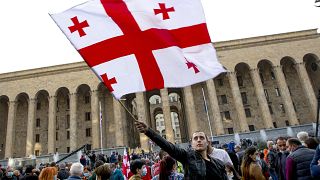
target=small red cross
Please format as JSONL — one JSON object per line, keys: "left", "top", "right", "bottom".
{"left": 68, "top": 16, "right": 89, "bottom": 37}
{"left": 186, "top": 59, "right": 200, "bottom": 74}
{"left": 154, "top": 3, "right": 175, "bottom": 20}
{"left": 100, "top": 73, "right": 117, "bottom": 92}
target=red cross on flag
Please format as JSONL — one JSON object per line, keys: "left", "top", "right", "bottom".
{"left": 51, "top": 0, "right": 226, "bottom": 99}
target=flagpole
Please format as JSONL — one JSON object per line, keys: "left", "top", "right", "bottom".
{"left": 99, "top": 101, "right": 104, "bottom": 154}
{"left": 201, "top": 87, "right": 214, "bottom": 141}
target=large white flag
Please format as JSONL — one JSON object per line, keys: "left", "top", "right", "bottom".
{"left": 51, "top": 0, "right": 225, "bottom": 99}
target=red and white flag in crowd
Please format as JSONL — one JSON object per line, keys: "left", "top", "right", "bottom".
{"left": 51, "top": 0, "right": 225, "bottom": 99}
{"left": 122, "top": 148, "right": 130, "bottom": 178}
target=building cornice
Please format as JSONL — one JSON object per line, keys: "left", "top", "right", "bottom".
{"left": 0, "top": 29, "right": 319, "bottom": 82}
{"left": 214, "top": 29, "right": 319, "bottom": 51}
{"left": 0, "top": 61, "right": 89, "bottom": 82}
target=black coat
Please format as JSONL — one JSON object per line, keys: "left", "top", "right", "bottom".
{"left": 145, "top": 128, "right": 228, "bottom": 180}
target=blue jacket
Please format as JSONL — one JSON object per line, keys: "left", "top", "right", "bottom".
{"left": 311, "top": 144, "right": 320, "bottom": 178}
{"left": 110, "top": 169, "right": 124, "bottom": 180}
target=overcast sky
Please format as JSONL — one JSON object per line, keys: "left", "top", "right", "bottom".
{"left": 0, "top": 0, "right": 319, "bottom": 74}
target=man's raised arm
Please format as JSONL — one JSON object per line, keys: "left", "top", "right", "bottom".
{"left": 134, "top": 120, "right": 187, "bottom": 163}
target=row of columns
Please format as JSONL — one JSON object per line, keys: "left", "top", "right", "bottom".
{"left": 4, "top": 90, "right": 126, "bottom": 158}
{"left": 3, "top": 62, "right": 317, "bottom": 157}
{"left": 135, "top": 62, "right": 317, "bottom": 151}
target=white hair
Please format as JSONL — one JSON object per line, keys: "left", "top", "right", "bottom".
{"left": 70, "top": 162, "right": 84, "bottom": 176}
{"left": 297, "top": 131, "right": 309, "bottom": 142}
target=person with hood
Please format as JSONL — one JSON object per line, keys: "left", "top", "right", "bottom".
{"left": 58, "top": 163, "right": 70, "bottom": 180}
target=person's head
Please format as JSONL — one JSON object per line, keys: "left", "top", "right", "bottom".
{"left": 304, "top": 137, "right": 319, "bottom": 150}
{"left": 267, "top": 141, "right": 274, "bottom": 150}
{"left": 286, "top": 138, "right": 302, "bottom": 152}
{"left": 297, "top": 131, "right": 309, "bottom": 143}
{"left": 191, "top": 131, "right": 209, "bottom": 152}
{"left": 6, "top": 169, "right": 13, "bottom": 178}
{"left": 241, "top": 146, "right": 258, "bottom": 180}
{"left": 234, "top": 145, "right": 241, "bottom": 153}
{"left": 95, "top": 160, "right": 104, "bottom": 169}
{"left": 159, "top": 156, "right": 177, "bottom": 179}
{"left": 70, "top": 162, "right": 84, "bottom": 177}
{"left": 39, "top": 167, "right": 57, "bottom": 180}
{"left": 276, "top": 137, "right": 287, "bottom": 152}
{"left": 222, "top": 144, "right": 228, "bottom": 151}
{"left": 13, "top": 170, "right": 20, "bottom": 177}
{"left": 130, "top": 159, "right": 145, "bottom": 176}
{"left": 159, "top": 150, "right": 168, "bottom": 160}
{"left": 95, "top": 164, "right": 112, "bottom": 180}
{"left": 59, "top": 163, "right": 66, "bottom": 170}
{"left": 25, "top": 165, "right": 34, "bottom": 174}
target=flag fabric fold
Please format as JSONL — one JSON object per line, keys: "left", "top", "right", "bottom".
{"left": 51, "top": 0, "right": 225, "bottom": 99}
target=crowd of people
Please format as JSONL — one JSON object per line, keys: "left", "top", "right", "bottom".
{"left": 1, "top": 121, "right": 320, "bottom": 179}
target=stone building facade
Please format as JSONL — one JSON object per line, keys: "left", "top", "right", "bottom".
{"left": 0, "top": 29, "right": 319, "bottom": 159}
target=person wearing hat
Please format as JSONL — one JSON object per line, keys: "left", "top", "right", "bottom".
{"left": 58, "top": 163, "right": 70, "bottom": 180}
{"left": 21, "top": 165, "right": 38, "bottom": 180}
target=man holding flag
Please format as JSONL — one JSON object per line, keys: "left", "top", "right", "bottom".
{"left": 51, "top": 0, "right": 227, "bottom": 178}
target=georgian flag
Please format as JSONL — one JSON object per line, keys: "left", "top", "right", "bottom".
{"left": 51, "top": 0, "right": 225, "bottom": 99}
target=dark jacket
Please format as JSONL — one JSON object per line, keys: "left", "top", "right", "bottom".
{"left": 110, "top": 169, "right": 124, "bottom": 180}
{"left": 267, "top": 149, "right": 277, "bottom": 169}
{"left": 20, "top": 174, "right": 38, "bottom": 180}
{"left": 286, "top": 145, "right": 315, "bottom": 180}
{"left": 310, "top": 144, "right": 320, "bottom": 178}
{"left": 275, "top": 151, "right": 289, "bottom": 180}
{"left": 145, "top": 128, "right": 228, "bottom": 180}
{"left": 67, "top": 175, "right": 82, "bottom": 180}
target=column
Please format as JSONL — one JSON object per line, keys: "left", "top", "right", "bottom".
{"left": 273, "top": 66, "right": 299, "bottom": 125}
{"left": 295, "top": 62, "right": 317, "bottom": 120}
{"left": 90, "top": 90, "right": 100, "bottom": 149}
{"left": 69, "top": 93, "right": 78, "bottom": 151}
{"left": 250, "top": 69, "right": 274, "bottom": 128}
{"left": 136, "top": 92, "right": 150, "bottom": 151}
{"left": 113, "top": 99, "right": 125, "bottom": 146}
{"left": 205, "top": 80, "right": 224, "bottom": 135}
{"left": 228, "top": 72, "right": 249, "bottom": 132}
{"left": 5, "top": 101, "right": 16, "bottom": 158}
{"left": 160, "top": 89, "right": 175, "bottom": 142}
{"left": 26, "top": 98, "right": 36, "bottom": 156}
{"left": 183, "top": 86, "right": 198, "bottom": 138}
{"left": 48, "top": 96, "right": 56, "bottom": 154}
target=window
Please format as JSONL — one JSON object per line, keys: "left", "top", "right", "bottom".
{"left": 241, "top": 92, "right": 248, "bottom": 105}
{"left": 37, "top": 102, "right": 41, "bottom": 110}
{"left": 271, "top": 71, "right": 276, "bottom": 80}
{"left": 275, "top": 88, "right": 281, "bottom": 97}
{"left": 155, "top": 98, "right": 160, "bottom": 104}
{"left": 67, "top": 97, "right": 70, "bottom": 110}
{"left": 156, "top": 122, "right": 159, "bottom": 126}
{"left": 35, "top": 134, "right": 40, "bottom": 143}
{"left": 67, "top": 147, "right": 70, "bottom": 153}
{"left": 224, "top": 111, "right": 231, "bottom": 120}
{"left": 161, "top": 121, "right": 164, "bottom": 126}
{"left": 56, "top": 100, "right": 59, "bottom": 112}
{"left": 264, "top": 89, "right": 270, "bottom": 101}
{"left": 56, "top": 116, "right": 59, "bottom": 130}
{"left": 66, "top": 115, "right": 70, "bottom": 129}
{"left": 260, "top": 73, "right": 264, "bottom": 84}
{"left": 280, "top": 104, "right": 285, "bottom": 113}
{"left": 36, "top": 118, "right": 40, "bottom": 127}
{"left": 86, "top": 128, "right": 91, "bottom": 137}
{"left": 84, "top": 95, "right": 90, "bottom": 104}
{"left": 87, "top": 144, "right": 92, "bottom": 151}
{"left": 56, "top": 148, "right": 58, "bottom": 153}
{"left": 245, "top": 108, "right": 251, "bottom": 117}
{"left": 85, "top": 112, "right": 91, "bottom": 121}
{"left": 56, "top": 132, "right": 58, "bottom": 141}
{"left": 220, "top": 95, "right": 228, "bottom": 104}
{"left": 285, "top": 120, "right": 290, "bottom": 126}
{"left": 227, "top": 128, "right": 234, "bottom": 134}
{"left": 268, "top": 105, "right": 273, "bottom": 114}
{"left": 237, "top": 76, "right": 243, "bottom": 87}
{"left": 248, "top": 125, "right": 255, "bottom": 131}
{"left": 35, "top": 150, "right": 40, "bottom": 156}
{"left": 67, "top": 131, "right": 70, "bottom": 139}
{"left": 217, "top": 79, "right": 223, "bottom": 86}
{"left": 273, "top": 122, "right": 277, "bottom": 128}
